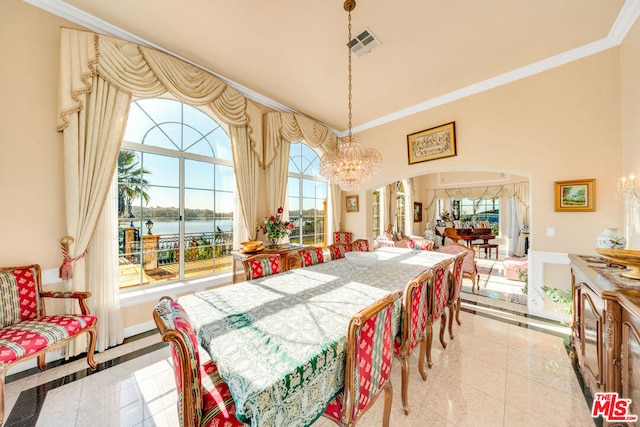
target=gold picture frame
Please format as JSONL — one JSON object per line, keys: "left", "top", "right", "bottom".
{"left": 407, "top": 122, "right": 456, "bottom": 165}
{"left": 554, "top": 179, "right": 596, "bottom": 212}
{"left": 346, "top": 195, "right": 359, "bottom": 213}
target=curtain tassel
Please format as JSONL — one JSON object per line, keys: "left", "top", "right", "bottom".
{"left": 59, "top": 236, "right": 87, "bottom": 280}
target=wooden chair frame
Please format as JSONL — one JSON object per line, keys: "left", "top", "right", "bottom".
{"left": 447, "top": 252, "right": 467, "bottom": 340}
{"left": 395, "top": 268, "right": 434, "bottom": 415}
{"left": 425, "top": 258, "right": 454, "bottom": 368}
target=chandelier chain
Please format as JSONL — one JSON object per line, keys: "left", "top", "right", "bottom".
{"left": 347, "top": 7, "right": 353, "bottom": 139}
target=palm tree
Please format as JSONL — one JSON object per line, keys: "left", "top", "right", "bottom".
{"left": 118, "top": 150, "right": 151, "bottom": 217}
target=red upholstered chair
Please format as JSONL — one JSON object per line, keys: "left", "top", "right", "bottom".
{"left": 439, "top": 243, "right": 479, "bottom": 293}
{"left": 242, "top": 254, "right": 282, "bottom": 280}
{"left": 425, "top": 258, "right": 454, "bottom": 368}
{"left": 351, "top": 239, "right": 370, "bottom": 252}
{"left": 446, "top": 252, "right": 467, "bottom": 340}
{"left": 333, "top": 231, "right": 353, "bottom": 246}
{"left": 327, "top": 243, "right": 351, "bottom": 260}
{"left": 393, "top": 268, "right": 434, "bottom": 415}
{"left": 153, "top": 297, "right": 245, "bottom": 427}
{"left": 299, "top": 247, "right": 324, "bottom": 266}
{"left": 0, "top": 265, "right": 98, "bottom": 422}
{"left": 323, "top": 290, "right": 402, "bottom": 427}
{"left": 409, "top": 238, "right": 434, "bottom": 251}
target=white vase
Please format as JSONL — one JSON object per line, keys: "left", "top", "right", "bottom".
{"left": 596, "top": 228, "right": 626, "bottom": 249}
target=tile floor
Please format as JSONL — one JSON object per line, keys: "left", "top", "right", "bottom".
{"left": 3, "top": 306, "right": 596, "bottom": 427}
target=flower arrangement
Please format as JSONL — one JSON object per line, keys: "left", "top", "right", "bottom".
{"left": 440, "top": 211, "right": 454, "bottom": 222}
{"left": 256, "top": 207, "right": 295, "bottom": 244}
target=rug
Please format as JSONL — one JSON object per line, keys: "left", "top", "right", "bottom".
{"left": 461, "top": 257, "right": 528, "bottom": 306}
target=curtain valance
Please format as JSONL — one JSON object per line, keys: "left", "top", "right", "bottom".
{"left": 433, "top": 182, "right": 529, "bottom": 208}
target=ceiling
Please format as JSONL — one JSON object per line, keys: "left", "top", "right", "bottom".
{"left": 27, "top": 0, "right": 637, "bottom": 134}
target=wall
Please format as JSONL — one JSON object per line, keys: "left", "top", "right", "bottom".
{"left": 344, "top": 48, "right": 624, "bottom": 256}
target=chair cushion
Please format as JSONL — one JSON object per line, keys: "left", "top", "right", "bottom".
{"left": 0, "top": 267, "right": 41, "bottom": 328}
{"left": 429, "top": 267, "right": 449, "bottom": 320}
{"left": 201, "top": 360, "right": 245, "bottom": 427}
{"left": 329, "top": 244, "right": 350, "bottom": 260}
{"left": 246, "top": 256, "right": 281, "bottom": 279}
{"left": 323, "top": 391, "right": 344, "bottom": 424}
{"left": 301, "top": 248, "right": 324, "bottom": 266}
{"left": 0, "top": 314, "right": 97, "bottom": 365}
{"left": 334, "top": 232, "right": 352, "bottom": 245}
{"left": 353, "top": 240, "right": 370, "bottom": 252}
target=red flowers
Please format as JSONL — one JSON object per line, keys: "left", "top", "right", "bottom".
{"left": 256, "top": 207, "right": 295, "bottom": 240}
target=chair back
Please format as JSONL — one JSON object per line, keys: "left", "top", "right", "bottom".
{"left": 428, "top": 259, "right": 453, "bottom": 320}
{"left": 153, "top": 296, "right": 204, "bottom": 427}
{"left": 409, "top": 239, "right": 434, "bottom": 251}
{"left": 0, "top": 265, "right": 43, "bottom": 327}
{"left": 449, "top": 252, "right": 467, "bottom": 302}
{"left": 397, "top": 269, "right": 433, "bottom": 355}
{"left": 439, "top": 243, "right": 475, "bottom": 275}
{"left": 351, "top": 239, "right": 370, "bottom": 252}
{"left": 343, "top": 290, "right": 401, "bottom": 424}
{"left": 333, "top": 231, "right": 353, "bottom": 245}
{"left": 327, "top": 243, "right": 351, "bottom": 260}
{"left": 242, "top": 254, "right": 282, "bottom": 280}
{"left": 299, "top": 247, "right": 324, "bottom": 266}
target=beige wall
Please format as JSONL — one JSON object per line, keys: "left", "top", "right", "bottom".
{"left": 344, "top": 48, "right": 624, "bottom": 255}
{"left": 1, "top": 0, "right": 638, "bottom": 331}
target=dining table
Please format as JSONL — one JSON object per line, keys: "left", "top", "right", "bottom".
{"left": 178, "top": 246, "right": 454, "bottom": 427}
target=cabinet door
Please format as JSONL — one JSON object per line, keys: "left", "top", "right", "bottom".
{"left": 622, "top": 319, "right": 640, "bottom": 422}
{"left": 582, "top": 290, "right": 603, "bottom": 388}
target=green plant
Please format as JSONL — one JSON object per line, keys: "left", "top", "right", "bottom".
{"left": 519, "top": 269, "right": 528, "bottom": 295}
{"left": 542, "top": 286, "right": 572, "bottom": 314}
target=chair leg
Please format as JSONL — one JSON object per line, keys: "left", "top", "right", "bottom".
{"left": 439, "top": 312, "right": 447, "bottom": 349}
{"left": 382, "top": 381, "right": 393, "bottom": 427}
{"left": 399, "top": 355, "right": 410, "bottom": 415}
{"left": 37, "top": 353, "right": 46, "bottom": 371}
{"left": 456, "top": 297, "right": 462, "bottom": 326}
{"left": 418, "top": 338, "right": 428, "bottom": 381}
{"left": 426, "top": 324, "right": 433, "bottom": 368}
{"left": 0, "top": 369, "right": 5, "bottom": 425}
{"left": 447, "top": 303, "right": 455, "bottom": 339}
{"left": 86, "top": 326, "right": 98, "bottom": 370}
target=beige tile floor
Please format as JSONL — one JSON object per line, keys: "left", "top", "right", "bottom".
{"left": 3, "top": 309, "right": 595, "bottom": 427}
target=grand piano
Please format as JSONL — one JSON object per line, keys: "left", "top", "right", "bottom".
{"left": 441, "top": 227, "right": 495, "bottom": 247}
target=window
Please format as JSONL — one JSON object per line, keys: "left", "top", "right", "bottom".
{"left": 118, "top": 98, "right": 234, "bottom": 288}
{"left": 395, "top": 181, "right": 406, "bottom": 234}
{"left": 451, "top": 197, "right": 500, "bottom": 234}
{"left": 288, "top": 143, "right": 327, "bottom": 246}
{"left": 372, "top": 190, "right": 380, "bottom": 237}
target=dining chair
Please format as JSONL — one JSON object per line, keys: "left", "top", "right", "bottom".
{"left": 438, "top": 242, "right": 479, "bottom": 293}
{"left": 333, "top": 231, "right": 353, "bottom": 246}
{"left": 393, "top": 268, "right": 434, "bottom": 415}
{"left": 299, "top": 247, "right": 324, "bottom": 266}
{"left": 323, "top": 290, "right": 402, "bottom": 427}
{"left": 242, "top": 253, "right": 282, "bottom": 280}
{"left": 153, "top": 296, "right": 246, "bottom": 427}
{"left": 351, "top": 239, "right": 370, "bottom": 252}
{"left": 327, "top": 243, "right": 351, "bottom": 260}
{"left": 446, "top": 251, "right": 467, "bottom": 340}
{"left": 425, "top": 258, "right": 453, "bottom": 368}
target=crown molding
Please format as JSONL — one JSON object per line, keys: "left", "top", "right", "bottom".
{"left": 23, "top": 0, "right": 640, "bottom": 137}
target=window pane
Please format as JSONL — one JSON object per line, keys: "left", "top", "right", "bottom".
{"left": 145, "top": 124, "right": 179, "bottom": 150}
{"left": 183, "top": 127, "right": 213, "bottom": 156}
{"left": 288, "top": 177, "right": 300, "bottom": 197}
{"left": 142, "top": 153, "right": 179, "bottom": 187}
{"left": 185, "top": 159, "right": 214, "bottom": 189}
{"left": 216, "top": 164, "right": 235, "bottom": 192}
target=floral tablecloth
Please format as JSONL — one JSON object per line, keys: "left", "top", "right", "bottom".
{"left": 178, "top": 247, "right": 453, "bottom": 427}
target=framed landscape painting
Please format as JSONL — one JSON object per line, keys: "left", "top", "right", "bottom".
{"left": 554, "top": 179, "right": 596, "bottom": 212}
{"left": 407, "top": 122, "right": 456, "bottom": 165}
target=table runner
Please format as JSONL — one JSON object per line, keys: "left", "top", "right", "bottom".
{"left": 178, "top": 247, "right": 453, "bottom": 426}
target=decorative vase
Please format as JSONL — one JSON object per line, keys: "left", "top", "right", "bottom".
{"left": 596, "top": 228, "right": 626, "bottom": 249}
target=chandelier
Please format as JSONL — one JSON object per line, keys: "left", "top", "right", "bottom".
{"left": 320, "top": 0, "right": 382, "bottom": 192}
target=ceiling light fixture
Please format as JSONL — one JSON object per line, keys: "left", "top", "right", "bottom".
{"left": 320, "top": 0, "right": 382, "bottom": 192}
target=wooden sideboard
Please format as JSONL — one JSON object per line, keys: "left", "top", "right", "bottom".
{"left": 570, "top": 254, "right": 640, "bottom": 425}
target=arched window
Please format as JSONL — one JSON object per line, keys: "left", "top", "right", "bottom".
{"left": 395, "top": 181, "right": 406, "bottom": 234}
{"left": 287, "top": 143, "right": 328, "bottom": 246}
{"left": 372, "top": 189, "right": 381, "bottom": 237}
{"left": 118, "top": 98, "right": 234, "bottom": 288}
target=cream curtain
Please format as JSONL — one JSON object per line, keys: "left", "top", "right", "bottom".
{"left": 263, "top": 112, "right": 339, "bottom": 237}
{"left": 386, "top": 183, "right": 397, "bottom": 232}
{"left": 405, "top": 178, "right": 415, "bottom": 234}
{"left": 58, "top": 28, "right": 262, "bottom": 352}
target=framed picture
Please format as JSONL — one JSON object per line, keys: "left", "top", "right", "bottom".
{"left": 413, "top": 202, "right": 423, "bottom": 222}
{"left": 407, "top": 121, "right": 456, "bottom": 165}
{"left": 346, "top": 195, "right": 359, "bottom": 213}
{"left": 554, "top": 179, "right": 596, "bottom": 212}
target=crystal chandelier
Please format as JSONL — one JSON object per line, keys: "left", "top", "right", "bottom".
{"left": 320, "top": 0, "right": 382, "bottom": 192}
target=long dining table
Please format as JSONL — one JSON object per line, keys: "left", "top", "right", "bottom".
{"left": 178, "top": 246, "right": 454, "bottom": 427}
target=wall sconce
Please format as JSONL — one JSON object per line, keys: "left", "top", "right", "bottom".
{"left": 146, "top": 219, "right": 154, "bottom": 235}
{"left": 617, "top": 173, "right": 639, "bottom": 201}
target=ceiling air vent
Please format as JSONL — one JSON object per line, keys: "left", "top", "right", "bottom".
{"left": 347, "top": 27, "right": 381, "bottom": 57}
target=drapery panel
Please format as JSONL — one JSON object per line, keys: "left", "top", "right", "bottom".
{"left": 263, "top": 112, "right": 339, "bottom": 238}
{"left": 58, "top": 28, "right": 263, "bottom": 352}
